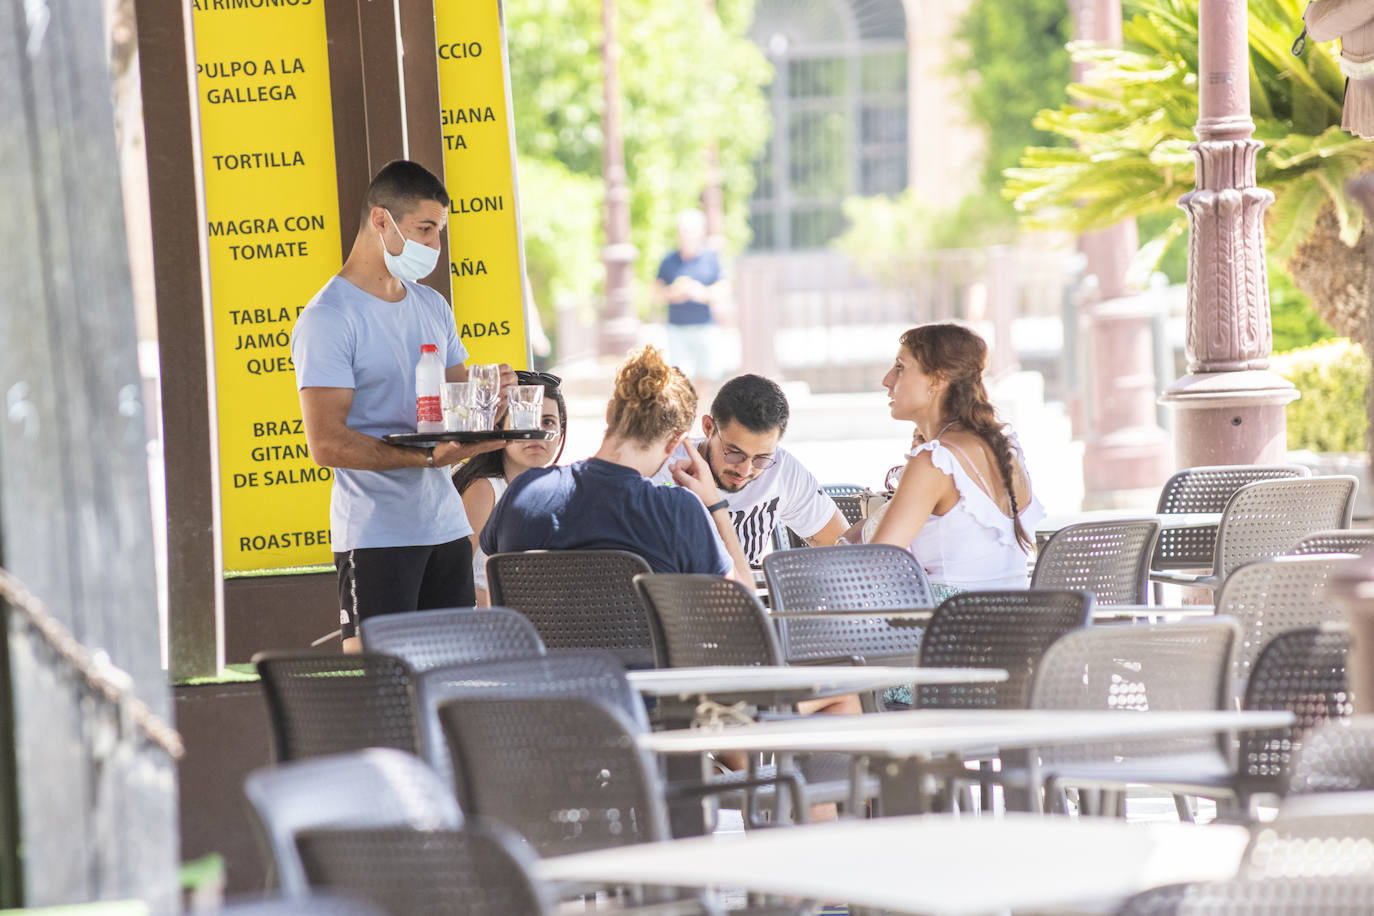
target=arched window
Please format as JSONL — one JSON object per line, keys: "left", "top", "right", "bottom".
{"left": 747, "top": 0, "right": 909, "bottom": 251}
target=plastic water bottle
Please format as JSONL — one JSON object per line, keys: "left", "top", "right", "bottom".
{"left": 415, "top": 344, "right": 444, "bottom": 433}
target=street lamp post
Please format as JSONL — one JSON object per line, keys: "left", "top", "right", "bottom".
{"left": 1159, "top": 0, "right": 1297, "bottom": 465}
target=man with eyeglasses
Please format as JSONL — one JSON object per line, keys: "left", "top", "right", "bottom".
{"left": 650, "top": 374, "right": 847, "bottom": 565}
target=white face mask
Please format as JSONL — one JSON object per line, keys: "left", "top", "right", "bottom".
{"left": 381, "top": 209, "right": 440, "bottom": 282}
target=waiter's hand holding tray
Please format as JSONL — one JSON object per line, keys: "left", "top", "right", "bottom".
{"left": 383, "top": 429, "right": 557, "bottom": 449}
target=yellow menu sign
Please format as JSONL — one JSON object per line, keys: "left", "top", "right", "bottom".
{"left": 191, "top": 0, "right": 339, "bottom": 573}
{"left": 434, "top": 0, "right": 529, "bottom": 367}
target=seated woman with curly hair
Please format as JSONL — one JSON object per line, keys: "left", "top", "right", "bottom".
{"left": 480, "top": 345, "right": 752, "bottom": 582}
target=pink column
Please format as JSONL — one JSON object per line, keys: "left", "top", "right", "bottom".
{"left": 1158, "top": 0, "right": 1297, "bottom": 465}
{"left": 1072, "top": 0, "right": 1172, "bottom": 505}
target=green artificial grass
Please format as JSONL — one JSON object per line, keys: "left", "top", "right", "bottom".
{"left": 172, "top": 663, "right": 259, "bottom": 687}
{"left": 224, "top": 564, "right": 333, "bottom": 580}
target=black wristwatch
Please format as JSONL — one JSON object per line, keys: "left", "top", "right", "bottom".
{"left": 426, "top": 447, "right": 436, "bottom": 468}
{"left": 705, "top": 498, "right": 729, "bottom": 514}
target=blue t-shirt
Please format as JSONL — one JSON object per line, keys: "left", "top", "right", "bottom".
{"left": 656, "top": 249, "right": 721, "bottom": 326}
{"left": 291, "top": 276, "right": 471, "bottom": 551}
{"left": 480, "top": 458, "right": 733, "bottom": 576}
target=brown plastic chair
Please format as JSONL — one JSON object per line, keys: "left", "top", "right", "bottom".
{"left": 1151, "top": 464, "right": 1311, "bottom": 574}
{"left": 485, "top": 549, "right": 656, "bottom": 668}
{"left": 762, "top": 544, "right": 934, "bottom": 668}
{"left": 1150, "top": 475, "right": 1359, "bottom": 598}
{"left": 1031, "top": 519, "right": 1161, "bottom": 606}
{"left": 1212, "top": 554, "right": 1357, "bottom": 692}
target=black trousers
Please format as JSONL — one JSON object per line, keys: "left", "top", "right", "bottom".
{"left": 334, "top": 537, "right": 475, "bottom": 638}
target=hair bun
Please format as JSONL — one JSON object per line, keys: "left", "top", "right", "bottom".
{"left": 615, "top": 345, "right": 672, "bottom": 408}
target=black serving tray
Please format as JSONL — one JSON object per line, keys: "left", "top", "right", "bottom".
{"left": 383, "top": 429, "right": 557, "bottom": 448}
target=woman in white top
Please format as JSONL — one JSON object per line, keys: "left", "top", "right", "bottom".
{"left": 453, "top": 370, "right": 568, "bottom": 604}
{"left": 859, "top": 323, "right": 1044, "bottom": 599}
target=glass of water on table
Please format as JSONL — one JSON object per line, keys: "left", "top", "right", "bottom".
{"left": 468, "top": 363, "right": 502, "bottom": 431}
{"left": 504, "top": 384, "right": 545, "bottom": 430}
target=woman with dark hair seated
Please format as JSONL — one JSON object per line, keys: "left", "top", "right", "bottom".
{"left": 858, "top": 323, "right": 1044, "bottom": 599}
{"left": 454, "top": 370, "right": 568, "bottom": 605}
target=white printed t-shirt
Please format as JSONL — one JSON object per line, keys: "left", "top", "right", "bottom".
{"left": 649, "top": 439, "right": 839, "bottom": 565}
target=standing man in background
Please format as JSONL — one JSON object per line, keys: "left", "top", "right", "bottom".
{"left": 651, "top": 208, "right": 725, "bottom": 389}
{"left": 292, "top": 159, "right": 512, "bottom": 651}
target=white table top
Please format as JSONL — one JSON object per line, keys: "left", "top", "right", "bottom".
{"left": 626, "top": 665, "right": 1004, "bottom": 699}
{"left": 765, "top": 605, "right": 1215, "bottom": 621}
{"left": 639, "top": 708, "right": 1295, "bottom": 758}
{"left": 535, "top": 813, "right": 1251, "bottom": 916}
{"left": 1038, "top": 510, "right": 1222, "bottom": 536}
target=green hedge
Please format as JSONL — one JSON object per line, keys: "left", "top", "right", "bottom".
{"left": 1272, "top": 339, "right": 1369, "bottom": 453}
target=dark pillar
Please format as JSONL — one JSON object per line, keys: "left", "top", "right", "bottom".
{"left": 0, "top": 0, "right": 177, "bottom": 904}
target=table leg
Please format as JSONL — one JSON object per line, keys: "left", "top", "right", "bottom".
{"left": 876, "top": 755, "right": 934, "bottom": 816}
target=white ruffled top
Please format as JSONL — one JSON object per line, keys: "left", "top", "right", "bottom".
{"left": 867, "top": 432, "right": 1045, "bottom": 590}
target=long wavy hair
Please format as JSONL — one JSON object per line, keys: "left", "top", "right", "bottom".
{"left": 900, "top": 323, "right": 1031, "bottom": 551}
{"left": 453, "top": 371, "right": 568, "bottom": 495}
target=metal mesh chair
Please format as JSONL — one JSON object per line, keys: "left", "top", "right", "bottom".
{"left": 915, "top": 589, "right": 1094, "bottom": 811}
{"left": 1151, "top": 476, "right": 1358, "bottom": 596}
{"left": 242, "top": 748, "right": 462, "bottom": 896}
{"left": 779, "top": 483, "right": 864, "bottom": 549}
{"left": 1288, "top": 528, "right": 1374, "bottom": 556}
{"left": 1213, "top": 555, "right": 1355, "bottom": 691}
{"left": 916, "top": 590, "right": 1094, "bottom": 711}
{"left": 632, "top": 573, "right": 782, "bottom": 667}
{"left": 763, "top": 544, "right": 934, "bottom": 666}
{"left": 1231, "top": 625, "right": 1353, "bottom": 808}
{"left": 1031, "top": 519, "right": 1161, "bottom": 606}
{"left": 485, "top": 549, "right": 656, "bottom": 668}
{"left": 358, "top": 607, "right": 545, "bottom": 673}
{"left": 413, "top": 651, "right": 643, "bottom": 802}
{"left": 1239, "top": 792, "right": 1374, "bottom": 884}
{"left": 1116, "top": 877, "right": 1374, "bottom": 915}
{"left": 1027, "top": 619, "right": 1239, "bottom": 813}
{"left": 438, "top": 694, "right": 804, "bottom": 912}
{"left": 631, "top": 572, "right": 877, "bottom": 814}
{"left": 295, "top": 823, "right": 554, "bottom": 916}
{"left": 825, "top": 483, "right": 868, "bottom": 526}
{"left": 252, "top": 652, "right": 420, "bottom": 762}
{"left": 1289, "top": 716, "right": 1374, "bottom": 795}
{"left": 440, "top": 694, "right": 669, "bottom": 857}
{"left": 1152, "top": 464, "right": 1311, "bottom": 573}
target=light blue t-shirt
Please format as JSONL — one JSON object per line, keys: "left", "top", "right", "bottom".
{"left": 291, "top": 276, "right": 471, "bottom": 551}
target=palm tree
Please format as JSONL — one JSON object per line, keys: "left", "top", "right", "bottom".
{"left": 1006, "top": 0, "right": 1374, "bottom": 339}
